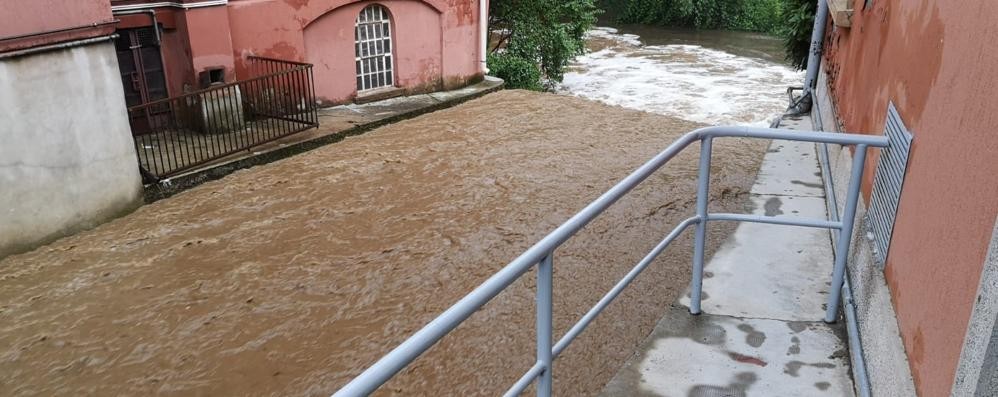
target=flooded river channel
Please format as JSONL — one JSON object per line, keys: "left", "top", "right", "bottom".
{"left": 1, "top": 27, "right": 797, "bottom": 397}
{"left": 560, "top": 26, "right": 802, "bottom": 126}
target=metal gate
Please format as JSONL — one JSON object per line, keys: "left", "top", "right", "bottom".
{"left": 115, "top": 27, "right": 168, "bottom": 134}
{"left": 127, "top": 56, "right": 318, "bottom": 181}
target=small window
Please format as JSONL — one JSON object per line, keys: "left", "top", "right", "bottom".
{"left": 355, "top": 5, "right": 394, "bottom": 91}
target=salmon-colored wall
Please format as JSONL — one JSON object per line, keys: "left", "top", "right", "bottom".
{"left": 227, "top": 0, "right": 483, "bottom": 104}
{"left": 303, "top": 1, "right": 443, "bottom": 103}
{"left": 0, "top": 0, "right": 114, "bottom": 52}
{"left": 823, "top": 1, "right": 998, "bottom": 395}
{"left": 184, "top": 6, "right": 237, "bottom": 83}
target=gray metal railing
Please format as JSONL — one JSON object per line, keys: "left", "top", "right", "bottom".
{"left": 332, "top": 126, "right": 890, "bottom": 397}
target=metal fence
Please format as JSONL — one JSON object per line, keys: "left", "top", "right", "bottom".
{"left": 128, "top": 56, "right": 318, "bottom": 180}
{"left": 331, "top": 126, "right": 890, "bottom": 397}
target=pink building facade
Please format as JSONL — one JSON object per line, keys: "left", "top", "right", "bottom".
{"left": 110, "top": 0, "right": 487, "bottom": 105}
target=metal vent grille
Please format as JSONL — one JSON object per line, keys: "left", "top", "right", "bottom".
{"left": 867, "top": 102, "right": 913, "bottom": 266}
{"left": 136, "top": 27, "right": 159, "bottom": 47}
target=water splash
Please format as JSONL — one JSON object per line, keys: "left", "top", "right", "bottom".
{"left": 558, "top": 27, "right": 803, "bottom": 126}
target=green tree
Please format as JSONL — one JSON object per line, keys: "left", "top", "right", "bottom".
{"left": 488, "top": 0, "right": 601, "bottom": 90}
{"left": 604, "top": 0, "right": 815, "bottom": 70}
{"left": 779, "top": 0, "right": 816, "bottom": 70}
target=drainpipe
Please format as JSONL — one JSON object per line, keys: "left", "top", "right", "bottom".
{"left": 479, "top": 0, "right": 489, "bottom": 74}
{"left": 789, "top": 0, "right": 829, "bottom": 115}
{"left": 112, "top": 9, "right": 160, "bottom": 45}
{"left": 808, "top": 99, "right": 873, "bottom": 397}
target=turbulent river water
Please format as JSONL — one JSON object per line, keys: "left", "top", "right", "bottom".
{"left": 559, "top": 26, "right": 803, "bottom": 126}
{"left": 0, "top": 26, "right": 794, "bottom": 397}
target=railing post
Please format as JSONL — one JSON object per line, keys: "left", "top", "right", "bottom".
{"left": 536, "top": 254, "right": 554, "bottom": 397}
{"left": 825, "top": 144, "right": 868, "bottom": 323}
{"left": 690, "top": 137, "right": 713, "bottom": 315}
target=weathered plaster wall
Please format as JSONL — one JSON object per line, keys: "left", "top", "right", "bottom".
{"left": 184, "top": 6, "right": 237, "bottom": 83}
{"left": 0, "top": 0, "right": 115, "bottom": 52}
{"left": 303, "top": 1, "right": 443, "bottom": 103}
{"left": 0, "top": 42, "right": 143, "bottom": 259}
{"left": 822, "top": 1, "right": 998, "bottom": 395}
{"left": 226, "top": 0, "right": 482, "bottom": 103}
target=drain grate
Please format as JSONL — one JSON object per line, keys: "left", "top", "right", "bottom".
{"left": 867, "top": 102, "right": 913, "bottom": 267}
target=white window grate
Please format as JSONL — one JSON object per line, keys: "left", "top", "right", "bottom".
{"left": 355, "top": 5, "right": 394, "bottom": 92}
{"left": 867, "top": 102, "right": 914, "bottom": 267}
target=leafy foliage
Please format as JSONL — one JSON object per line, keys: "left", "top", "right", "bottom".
{"left": 604, "top": 0, "right": 815, "bottom": 70}
{"left": 488, "top": 0, "right": 601, "bottom": 90}
{"left": 779, "top": 0, "right": 816, "bottom": 70}
{"left": 487, "top": 53, "right": 543, "bottom": 91}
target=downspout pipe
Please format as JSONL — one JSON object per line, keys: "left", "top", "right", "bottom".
{"left": 479, "top": 0, "right": 489, "bottom": 73}
{"left": 112, "top": 9, "right": 160, "bottom": 45}
{"left": 789, "top": 0, "right": 829, "bottom": 115}
{"left": 807, "top": 97, "right": 873, "bottom": 397}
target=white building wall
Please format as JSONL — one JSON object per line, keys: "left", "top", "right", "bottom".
{"left": 0, "top": 39, "right": 143, "bottom": 258}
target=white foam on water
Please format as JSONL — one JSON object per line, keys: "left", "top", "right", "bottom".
{"left": 559, "top": 28, "right": 803, "bottom": 126}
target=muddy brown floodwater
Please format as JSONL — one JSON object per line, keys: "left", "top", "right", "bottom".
{"left": 0, "top": 90, "right": 766, "bottom": 396}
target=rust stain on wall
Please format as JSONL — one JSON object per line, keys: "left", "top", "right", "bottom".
{"left": 451, "top": 0, "right": 475, "bottom": 26}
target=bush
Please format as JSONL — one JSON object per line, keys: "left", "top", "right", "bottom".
{"left": 489, "top": 0, "right": 600, "bottom": 89}
{"left": 779, "top": 0, "right": 816, "bottom": 70}
{"left": 488, "top": 53, "right": 543, "bottom": 91}
{"left": 610, "top": 0, "right": 784, "bottom": 34}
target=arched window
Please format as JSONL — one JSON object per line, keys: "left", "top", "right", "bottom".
{"left": 355, "top": 5, "right": 394, "bottom": 91}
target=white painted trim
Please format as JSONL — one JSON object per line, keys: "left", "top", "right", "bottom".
{"left": 111, "top": 0, "right": 227, "bottom": 12}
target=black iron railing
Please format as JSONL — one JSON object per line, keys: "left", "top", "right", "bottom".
{"left": 128, "top": 56, "right": 318, "bottom": 181}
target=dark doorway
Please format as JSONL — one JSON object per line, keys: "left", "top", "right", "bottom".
{"left": 114, "top": 27, "right": 168, "bottom": 134}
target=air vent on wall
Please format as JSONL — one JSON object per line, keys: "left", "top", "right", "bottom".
{"left": 867, "top": 102, "right": 913, "bottom": 267}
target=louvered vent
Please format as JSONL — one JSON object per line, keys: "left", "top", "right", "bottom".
{"left": 867, "top": 102, "right": 913, "bottom": 266}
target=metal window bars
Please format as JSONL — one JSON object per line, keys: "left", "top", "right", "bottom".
{"left": 355, "top": 5, "right": 394, "bottom": 91}
{"left": 332, "top": 126, "right": 889, "bottom": 397}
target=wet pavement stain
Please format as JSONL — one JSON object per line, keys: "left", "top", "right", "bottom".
{"left": 783, "top": 360, "right": 837, "bottom": 377}
{"left": 689, "top": 322, "right": 728, "bottom": 346}
{"left": 737, "top": 323, "right": 767, "bottom": 348}
{"left": 763, "top": 197, "right": 784, "bottom": 216}
{"left": 787, "top": 336, "right": 801, "bottom": 355}
{"left": 688, "top": 372, "right": 757, "bottom": 397}
{"left": 815, "top": 381, "right": 831, "bottom": 391}
{"left": 790, "top": 180, "right": 824, "bottom": 189}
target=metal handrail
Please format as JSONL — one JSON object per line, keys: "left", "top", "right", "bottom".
{"left": 332, "top": 126, "right": 889, "bottom": 397}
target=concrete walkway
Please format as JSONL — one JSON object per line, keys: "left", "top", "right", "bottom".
{"left": 146, "top": 76, "right": 503, "bottom": 200}
{"left": 601, "top": 115, "right": 856, "bottom": 396}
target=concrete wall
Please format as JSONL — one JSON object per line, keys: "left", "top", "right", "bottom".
{"left": 0, "top": 0, "right": 115, "bottom": 52}
{"left": 822, "top": 1, "right": 998, "bottom": 395}
{"left": 0, "top": 41, "right": 143, "bottom": 259}
{"left": 227, "top": 0, "right": 483, "bottom": 104}
{"left": 812, "top": 69, "right": 917, "bottom": 397}
{"left": 953, "top": 218, "right": 998, "bottom": 396}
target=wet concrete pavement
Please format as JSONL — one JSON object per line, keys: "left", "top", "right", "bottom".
{"left": 0, "top": 90, "right": 767, "bottom": 396}
{"left": 602, "top": 115, "right": 856, "bottom": 396}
